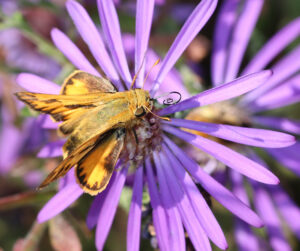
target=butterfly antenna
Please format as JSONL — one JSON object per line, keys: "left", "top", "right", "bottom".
{"left": 144, "top": 106, "right": 170, "bottom": 121}
{"left": 130, "top": 54, "right": 147, "bottom": 89}
{"left": 142, "top": 58, "right": 160, "bottom": 89}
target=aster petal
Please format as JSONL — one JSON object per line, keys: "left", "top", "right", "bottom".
{"left": 95, "top": 166, "right": 128, "bottom": 251}
{"left": 242, "top": 17, "right": 300, "bottom": 75}
{"left": 145, "top": 158, "right": 172, "bottom": 251}
{"left": 163, "top": 126, "right": 279, "bottom": 184}
{"left": 243, "top": 45, "right": 300, "bottom": 103}
{"left": 267, "top": 143, "right": 300, "bottom": 177}
{"left": 252, "top": 183, "right": 291, "bottom": 251}
{"left": 97, "top": 0, "right": 132, "bottom": 88}
{"left": 0, "top": 124, "right": 23, "bottom": 174}
{"left": 127, "top": 167, "right": 143, "bottom": 251}
{"left": 134, "top": 0, "right": 155, "bottom": 88}
{"left": 249, "top": 74, "right": 300, "bottom": 112}
{"left": 39, "top": 115, "right": 59, "bottom": 129}
{"left": 211, "top": 0, "right": 239, "bottom": 85}
{"left": 51, "top": 28, "right": 100, "bottom": 77}
{"left": 86, "top": 172, "right": 119, "bottom": 229}
{"left": 16, "top": 73, "right": 60, "bottom": 94}
{"left": 163, "top": 137, "right": 263, "bottom": 227}
{"left": 66, "top": 0, "right": 124, "bottom": 90}
{"left": 160, "top": 148, "right": 228, "bottom": 249}
{"left": 37, "top": 140, "right": 64, "bottom": 158}
{"left": 144, "top": 50, "right": 190, "bottom": 100}
{"left": 86, "top": 190, "right": 107, "bottom": 229}
{"left": 151, "top": 0, "right": 218, "bottom": 95}
{"left": 224, "top": 0, "right": 264, "bottom": 82}
{"left": 234, "top": 219, "right": 260, "bottom": 251}
{"left": 253, "top": 116, "right": 300, "bottom": 135}
{"left": 164, "top": 118, "right": 295, "bottom": 148}
{"left": 153, "top": 153, "right": 186, "bottom": 251}
{"left": 37, "top": 183, "right": 83, "bottom": 222}
{"left": 230, "top": 171, "right": 250, "bottom": 206}
{"left": 269, "top": 185, "right": 300, "bottom": 239}
{"left": 154, "top": 155, "right": 212, "bottom": 251}
{"left": 159, "top": 70, "right": 272, "bottom": 116}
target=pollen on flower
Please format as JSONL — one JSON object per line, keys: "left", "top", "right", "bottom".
{"left": 121, "top": 112, "right": 163, "bottom": 167}
{"left": 185, "top": 101, "right": 251, "bottom": 127}
{"left": 183, "top": 101, "right": 252, "bottom": 173}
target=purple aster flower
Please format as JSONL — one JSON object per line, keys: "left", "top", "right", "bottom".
{"left": 0, "top": 74, "right": 47, "bottom": 179}
{"left": 15, "top": 0, "right": 296, "bottom": 250}
{"left": 175, "top": 0, "right": 300, "bottom": 249}
{"left": 0, "top": 0, "right": 61, "bottom": 79}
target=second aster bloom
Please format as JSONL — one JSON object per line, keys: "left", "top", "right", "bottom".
{"left": 183, "top": 0, "right": 300, "bottom": 250}
{"left": 16, "top": 0, "right": 296, "bottom": 250}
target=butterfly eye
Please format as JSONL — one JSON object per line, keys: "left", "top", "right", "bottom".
{"left": 135, "top": 107, "right": 146, "bottom": 117}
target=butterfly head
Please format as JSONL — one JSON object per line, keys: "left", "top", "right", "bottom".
{"left": 133, "top": 89, "right": 152, "bottom": 117}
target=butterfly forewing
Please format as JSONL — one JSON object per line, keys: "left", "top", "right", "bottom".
{"left": 61, "top": 70, "right": 116, "bottom": 95}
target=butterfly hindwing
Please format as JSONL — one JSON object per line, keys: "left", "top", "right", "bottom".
{"left": 76, "top": 128, "right": 125, "bottom": 195}
{"left": 38, "top": 132, "right": 102, "bottom": 189}
{"left": 61, "top": 70, "right": 117, "bottom": 95}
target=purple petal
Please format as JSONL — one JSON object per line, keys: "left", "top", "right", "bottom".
{"left": 37, "top": 183, "right": 83, "bottom": 222}
{"left": 164, "top": 118, "right": 295, "bottom": 148}
{"left": 151, "top": 0, "right": 218, "bottom": 95}
{"left": 249, "top": 74, "right": 300, "bottom": 112}
{"left": 51, "top": 28, "right": 100, "bottom": 77}
{"left": 86, "top": 171, "right": 119, "bottom": 229}
{"left": 234, "top": 219, "right": 260, "bottom": 251}
{"left": 211, "top": 0, "right": 239, "bottom": 86}
{"left": 66, "top": 0, "right": 124, "bottom": 90}
{"left": 153, "top": 153, "right": 186, "bottom": 251}
{"left": 127, "top": 167, "right": 143, "bottom": 251}
{"left": 95, "top": 166, "right": 128, "bottom": 251}
{"left": 143, "top": 50, "right": 190, "bottom": 100}
{"left": 242, "top": 17, "right": 300, "bottom": 75}
{"left": 163, "top": 136, "right": 263, "bottom": 227}
{"left": 37, "top": 140, "right": 64, "bottom": 158}
{"left": 145, "top": 158, "right": 172, "bottom": 251}
{"left": 267, "top": 143, "right": 300, "bottom": 177}
{"left": 163, "top": 126, "right": 279, "bottom": 184}
{"left": 243, "top": 45, "right": 300, "bottom": 103}
{"left": 252, "top": 184, "right": 292, "bottom": 251}
{"left": 253, "top": 116, "right": 300, "bottom": 135}
{"left": 86, "top": 195, "right": 103, "bottom": 230}
{"left": 224, "top": 0, "right": 264, "bottom": 82}
{"left": 159, "top": 148, "right": 227, "bottom": 249}
{"left": 153, "top": 155, "right": 212, "bottom": 251}
{"left": 0, "top": 124, "right": 23, "bottom": 174}
{"left": 269, "top": 185, "right": 300, "bottom": 239}
{"left": 230, "top": 171, "right": 250, "bottom": 206}
{"left": 38, "top": 115, "right": 59, "bottom": 129}
{"left": 134, "top": 0, "right": 155, "bottom": 88}
{"left": 97, "top": 0, "right": 132, "bottom": 88}
{"left": 159, "top": 70, "right": 272, "bottom": 116}
{"left": 16, "top": 73, "right": 60, "bottom": 94}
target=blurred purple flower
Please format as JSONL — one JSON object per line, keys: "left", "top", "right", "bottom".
{"left": 0, "top": 76, "right": 47, "bottom": 176}
{"left": 208, "top": 0, "right": 300, "bottom": 249}
{"left": 0, "top": 28, "right": 61, "bottom": 80}
{"left": 16, "top": 0, "right": 296, "bottom": 250}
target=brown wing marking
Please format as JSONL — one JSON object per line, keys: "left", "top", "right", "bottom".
{"left": 61, "top": 70, "right": 117, "bottom": 95}
{"left": 38, "top": 132, "right": 102, "bottom": 189}
{"left": 76, "top": 128, "right": 125, "bottom": 195}
{"left": 15, "top": 92, "right": 100, "bottom": 122}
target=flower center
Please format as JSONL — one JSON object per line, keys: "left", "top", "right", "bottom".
{"left": 120, "top": 111, "right": 163, "bottom": 167}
